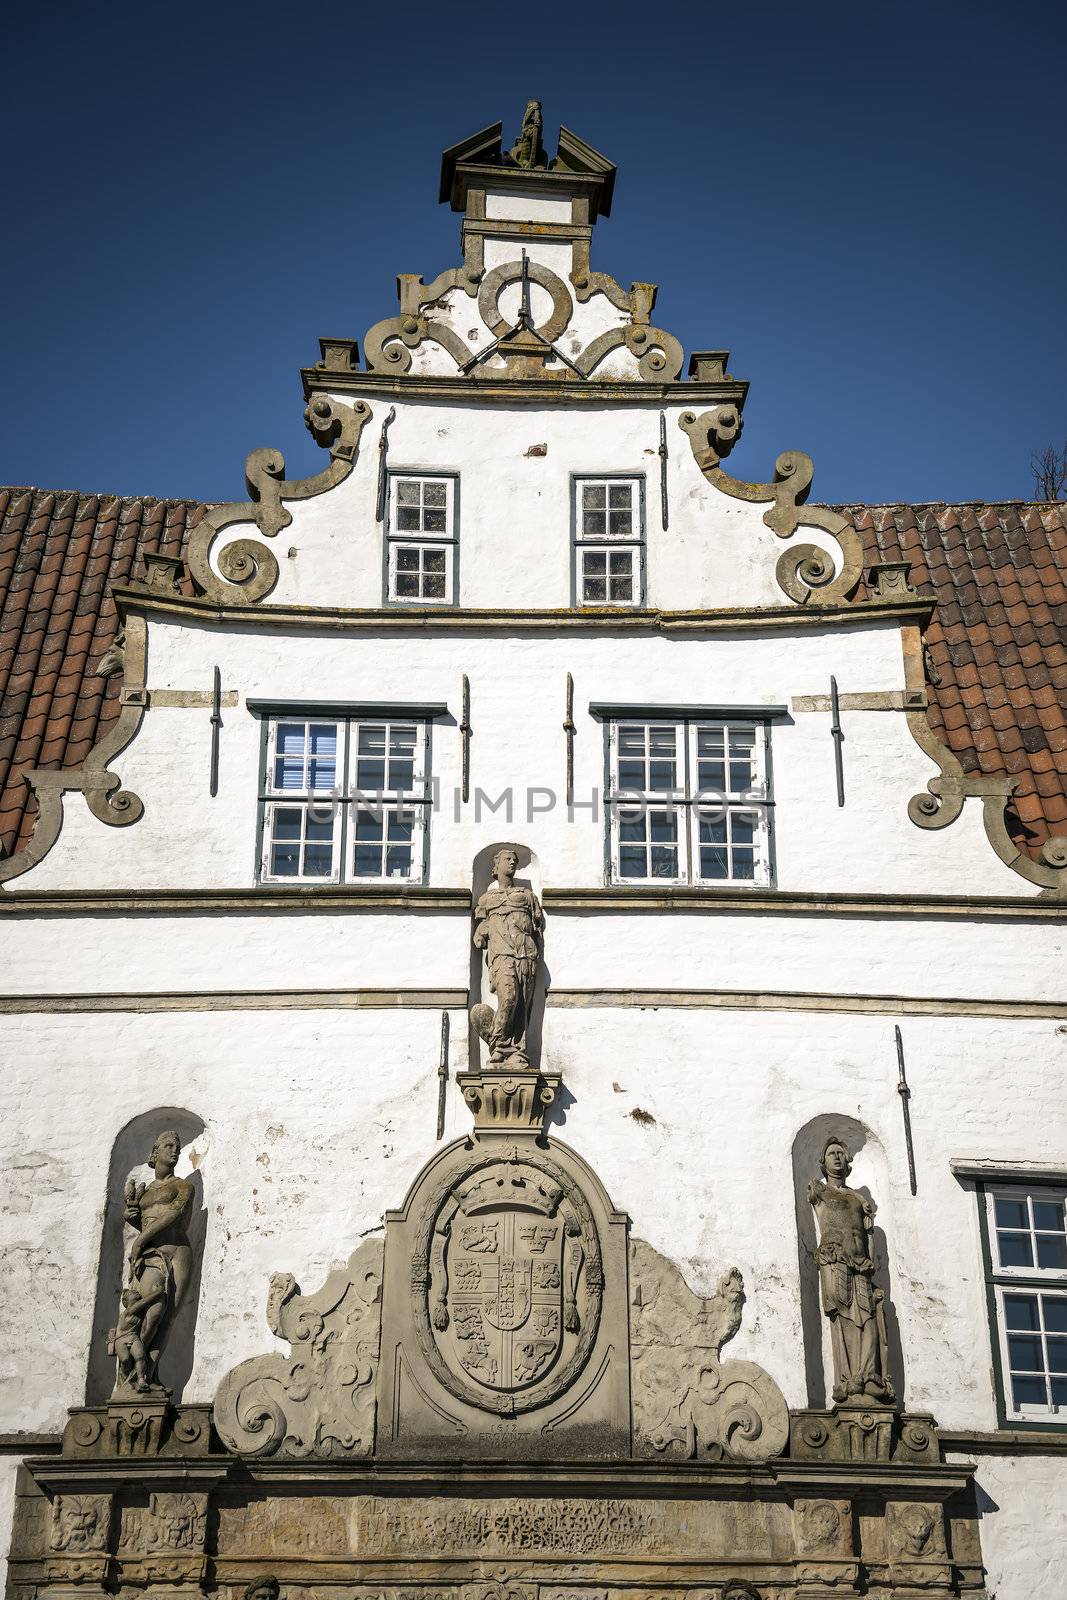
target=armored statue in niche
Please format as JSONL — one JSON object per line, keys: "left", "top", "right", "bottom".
{"left": 470, "top": 847, "right": 544, "bottom": 1068}
{"left": 808, "top": 1137, "right": 894, "bottom": 1405}
{"left": 108, "top": 1130, "right": 195, "bottom": 1396}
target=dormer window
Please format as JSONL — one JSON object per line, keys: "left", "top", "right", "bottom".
{"left": 386, "top": 472, "right": 458, "bottom": 605}
{"left": 573, "top": 475, "right": 644, "bottom": 608}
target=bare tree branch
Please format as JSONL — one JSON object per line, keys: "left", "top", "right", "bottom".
{"left": 1031, "top": 442, "right": 1067, "bottom": 500}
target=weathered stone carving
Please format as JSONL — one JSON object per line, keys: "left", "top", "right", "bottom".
{"left": 378, "top": 1132, "right": 630, "bottom": 1457}
{"left": 109, "top": 1130, "right": 195, "bottom": 1398}
{"left": 120, "top": 1491, "right": 209, "bottom": 1586}
{"left": 413, "top": 1145, "right": 602, "bottom": 1415}
{"left": 243, "top": 1579, "right": 279, "bottom": 1600}
{"left": 508, "top": 100, "right": 545, "bottom": 169}
{"left": 629, "top": 1239, "right": 789, "bottom": 1462}
{"left": 789, "top": 1404, "right": 938, "bottom": 1464}
{"left": 48, "top": 1494, "right": 113, "bottom": 1585}
{"left": 884, "top": 1500, "right": 951, "bottom": 1591}
{"left": 470, "top": 846, "right": 544, "bottom": 1067}
{"left": 808, "top": 1137, "right": 894, "bottom": 1405}
{"left": 62, "top": 1400, "right": 212, "bottom": 1458}
{"left": 50, "top": 1497, "right": 110, "bottom": 1554}
{"left": 213, "top": 1237, "right": 382, "bottom": 1457}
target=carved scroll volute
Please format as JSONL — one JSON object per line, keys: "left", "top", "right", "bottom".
{"left": 679, "top": 411, "right": 863, "bottom": 605}
{"left": 185, "top": 398, "right": 371, "bottom": 604}
{"left": 213, "top": 1237, "right": 383, "bottom": 1458}
{"left": 629, "top": 1239, "right": 788, "bottom": 1463}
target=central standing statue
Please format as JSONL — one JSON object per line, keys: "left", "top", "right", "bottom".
{"left": 808, "top": 1136, "right": 894, "bottom": 1405}
{"left": 470, "top": 846, "right": 544, "bottom": 1067}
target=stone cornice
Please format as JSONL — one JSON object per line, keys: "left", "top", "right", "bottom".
{"left": 542, "top": 886, "right": 1062, "bottom": 919}
{"left": 112, "top": 587, "right": 934, "bottom": 635}
{"left": 26, "top": 1450, "right": 976, "bottom": 1499}
{"left": 301, "top": 368, "right": 750, "bottom": 407}
{"left": 0, "top": 886, "right": 472, "bottom": 912}
{"left": 1, "top": 885, "right": 1061, "bottom": 918}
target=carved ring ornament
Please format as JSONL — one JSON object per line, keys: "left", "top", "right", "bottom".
{"left": 478, "top": 260, "right": 573, "bottom": 343}
{"left": 411, "top": 1145, "right": 602, "bottom": 1415}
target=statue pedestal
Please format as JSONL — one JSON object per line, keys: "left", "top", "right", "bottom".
{"left": 456, "top": 1067, "right": 561, "bottom": 1135}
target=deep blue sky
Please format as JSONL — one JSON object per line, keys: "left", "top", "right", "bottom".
{"left": 3, "top": 1, "right": 1065, "bottom": 505}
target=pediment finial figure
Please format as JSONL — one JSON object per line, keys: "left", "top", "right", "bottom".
{"left": 509, "top": 99, "right": 545, "bottom": 169}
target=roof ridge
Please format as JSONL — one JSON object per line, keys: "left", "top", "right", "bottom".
{"left": 0, "top": 485, "right": 213, "bottom": 510}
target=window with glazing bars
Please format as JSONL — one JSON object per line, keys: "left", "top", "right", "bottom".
{"left": 260, "top": 716, "right": 430, "bottom": 883}
{"left": 386, "top": 474, "right": 457, "bottom": 603}
{"left": 573, "top": 477, "right": 644, "bottom": 607}
{"left": 607, "top": 717, "right": 772, "bottom": 885}
{"left": 981, "top": 1184, "right": 1067, "bottom": 1423}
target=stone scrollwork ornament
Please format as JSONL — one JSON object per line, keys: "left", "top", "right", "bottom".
{"left": 808, "top": 1137, "right": 895, "bottom": 1405}
{"left": 678, "top": 408, "right": 864, "bottom": 606}
{"left": 109, "top": 1130, "right": 195, "bottom": 1398}
{"left": 629, "top": 1239, "right": 788, "bottom": 1462}
{"left": 213, "top": 1237, "right": 383, "bottom": 1457}
{"left": 470, "top": 847, "right": 544, "bottom": 1068}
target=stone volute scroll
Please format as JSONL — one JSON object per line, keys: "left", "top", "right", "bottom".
{"left": 630, "top": 1239, "right": 789, "bottom": 1462}
{"left": 808, "top": 1135, "right": 895, "bottom": 1406}
{"left": 213, "top": 1238, "right": 383, "bottom": 1457}
{"left": 109, "top": 1130, "right": 196, "bottom": 1400}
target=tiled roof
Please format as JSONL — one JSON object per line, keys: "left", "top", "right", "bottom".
{"left": 0, "top": 486, "right": 1064, "bottom": 867}
{"left": 843, "top": 502, "right": 1067, "bottom": 857}
{"left": 0, "top": 487, "right": 206, "bottom": 860}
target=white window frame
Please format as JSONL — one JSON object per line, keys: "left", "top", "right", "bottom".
{"left": 259, "top": 714, "right": 431, "bottom": 885}
{"left": 386, "top": 472, "right": 458, "bottom": 605}
{"left": 982, "top": 1183, "right": 1067, "bottom": 1424}
{"left": 606, "top": 716, "right": 773, "bottom": 887}
{"left": 348, "top": 718, "right": 430, "bottom": 883}
{"left": 573, "top": 475, "right": 644, "bottom": 608}
{"left": 261, "top": 717, "right": 345, "bottom": 885}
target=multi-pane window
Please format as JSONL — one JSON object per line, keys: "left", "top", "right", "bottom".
{"left": 260, "top": 715, "right": 430, "bottom": 884}
{"left": 983, "top": 1185, "right": 1067, "bottom": 1422}
{"left": 607, "top": 717, "right": 772, "bottom": 885}
{"left": 386, "top": 474, "right": 457, "bottom": 604}
{"left": 573, "top": 477, "right": 644, "bottom": 607}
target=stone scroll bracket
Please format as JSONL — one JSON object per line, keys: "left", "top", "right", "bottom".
{"left": 629, "top": 1238, "right": 789, "bottom": 1464}
{"left": 213, "top": 1237, "right": 383, "bottom": 1460}
{"left": 184, "top": 398, "right": 372, "bottom": 605}
{"left": 678, "top": 408, "right": 864, "bottom": 606}
{"left": 0, "top": 611, "right": 150, "bottom": 888}
{"left": 900, "top": 618, "right": 1067, "bottom": 896}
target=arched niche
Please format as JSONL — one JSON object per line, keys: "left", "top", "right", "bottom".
{"left": 467, "top": 841, "right": 547, "bottom": 1071}
{"left": 85, "top": 1107, "right": 208, "bottom": 1404}
{"left": 791, "top": 1112, "right": 906, "bottom": 1409}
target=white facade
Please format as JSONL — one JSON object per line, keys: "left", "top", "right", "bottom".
{"left": 1, "top": 114, "right": 1065, "bottom": 1600}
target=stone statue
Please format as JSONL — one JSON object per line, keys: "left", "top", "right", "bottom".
{"left": 108, "top": 1130, "right": 194, "bottom": 1396}
{"left": 808, "top": 1137, "right": 894, "bottom": 1405}
{"left": 470, "top": 847, "right": 544, "bottom": 1067}
{"left": 509, "top": 100, "right": 544, "bottom": 170}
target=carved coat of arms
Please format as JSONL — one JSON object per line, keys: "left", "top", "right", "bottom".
{"left": 414, "top": 1149, "right": 602, "bottom": 1415}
